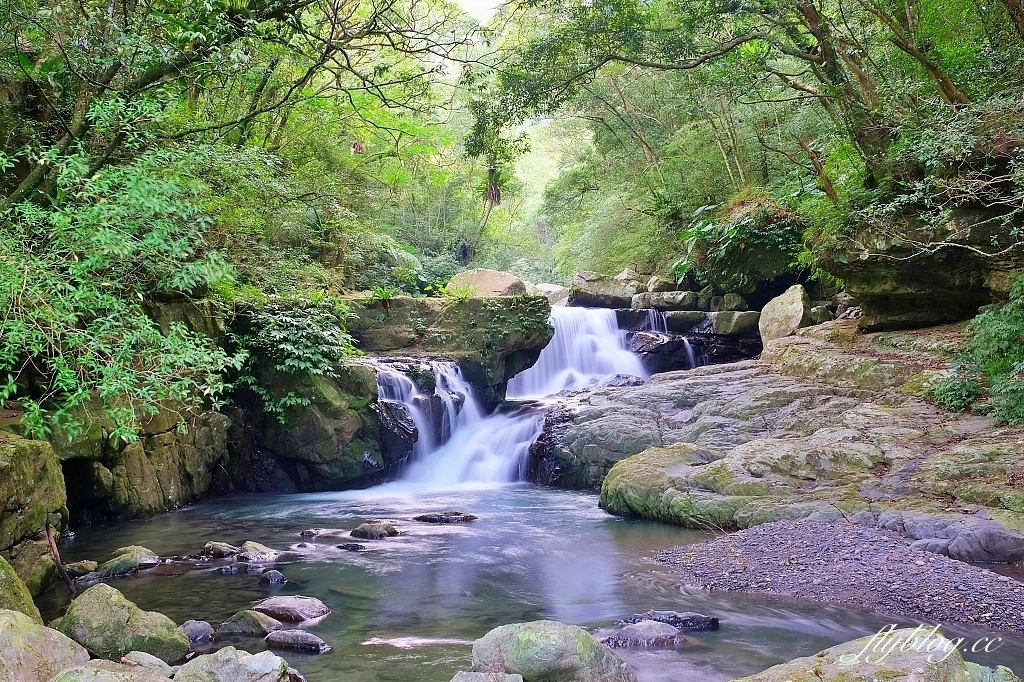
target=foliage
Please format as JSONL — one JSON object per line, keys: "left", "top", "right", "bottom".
{"left": 930, "top": 276, "right": 1024, "bottom": 423}
{"left": 671, "top": 193, "right": 805, "bottom": 293}
{"left": 0, "top": 152, "right": 244, "bottom": 440}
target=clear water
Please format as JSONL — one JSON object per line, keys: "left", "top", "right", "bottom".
{"left": 39, "top": 485, "right": 1024, "bottom": 681}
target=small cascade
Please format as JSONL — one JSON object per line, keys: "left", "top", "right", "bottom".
{"left": 375, "top": 361, "right": 542, "bottom": 485}
{"left": 645, "top": 308, "right": 668, "bottom": 334}
{"left": 506, "top": 307, "right": 648, "bottom": 400}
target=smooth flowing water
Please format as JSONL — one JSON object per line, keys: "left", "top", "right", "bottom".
{"left": 507, "top": 307, "right": 647, "bottom": 399}
{"left": 41, "top": 487, "right": 1024, "bottom": 681}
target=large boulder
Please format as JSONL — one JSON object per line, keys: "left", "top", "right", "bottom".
{"left": 709, "top": 311, "right": 760, "bottom": 336}
{"left": 758, "top": 285, "right": 812, "bottom": 342}
{"left": 730, "top": 627, "right": 1021, "bottom": 681}
{"left": 646, "top": 292, "right": 698, "bottom": 311}
{"left": 59, "top": 584, "right": 191, "bottom": 663}
{"left": 218, "top": 610, "right": 283, "bottom": 636}
{"left": 173, "top": 646, "right": 291, "bottom": 682}
{"left": 0, "top": 608, "right": 89, "bottom": 682}
{"left": 0, "top": 555, "right": 42, "bottom": 623}
{"left": 49, "top": 660, "right": 171, "bottom": 682}
{"left": 472, "top": 620, "right": 638, "bottom": 682}
{"left": 535, "top": 283, "right": 570, "bottom": 303}
{"left": 0, "top": 433, "right": 67, "bottom": 595}
{"left": 251, "top": 596, "right": 330, "bottom": 623}
{"left": 55, "top": 406, "right": 230, "bottom": 524}
{"left": 82, "top": 546, "right": 160, "bottom": 580}
{"left": 568, "top": 272, "right": 644, "bottom": 308}
{"left": 447, "top": 269, "right": 527, "bottom": 297}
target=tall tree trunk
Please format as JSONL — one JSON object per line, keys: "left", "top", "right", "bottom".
{"left": 1002, "top": 0, "right": 1024, "bottom": 37}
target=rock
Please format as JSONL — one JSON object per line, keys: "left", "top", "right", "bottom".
{"left": 55, "top": 406, "right": 229, "bottom": 524}
{"left": 451, "top": 674, "right": 524, "bottom": 682}
{"left": 0, "top": 608, "right": 89, "bottom": 681}
{"left": 809, "top": 304, "right": 833, "bottom": 325}
{"left": 620, "top": 611, "right": 719, "bottom": 630}
{"left": 58, "top": 584, "right": 191, "bottom": 663}
{"left": 472, "top": 620, "right": 638, "bottom": 682}
{"left": 260, "top": 570, "right": 288, "bottom": 585}
{"left": 0, "top": 434, "right": 67, "bottom": 596}
{"left": 664, "top": 311, "right": 707, "bottom": 333}
{"left": 535, "top": 284, "right": 570, "bottom": 303}
{"left": 412, "top": 512, "right": 479, "bottom": 524}
{"left": 239, "top": 541, "right": 278, "bottom": 563}
{"left": 603, "top": 621, "right": 683, "bottom": 648}
{"left": 0, "top": 555, "right": 43, "bottom": 623}
{"left": 64, "top": 560, "right": 98, "bottom": 578}
{"left": 568, "top": 272, "right": 644, "bottom": 308}
{"left": 351, "top": 522, "right": 398, "bottom": 540}
{"left": 759, "top": 285, "right": 812, "bottom": 342}
{"left": 710, "top": 293, "right": 748, "bottom": 312}
{"left": 647, "top": 275, "right": 675, "bottom": 293}
{"left": 265, "top": 629, "right": 331, "bottom": 654}
{"left": 287, "top": 668, "right": 307, "bottom": 682}
{"left": 709, "top": 311, "right": 760, "bottom": 335}
{"left": 730, "top": 627, "right": 1021, "bottom": 682}
{"left": 336, "top": 543, "right": 365, "bottom": 551}
{"left": 82, "top": 547, "right": 159, "bottom": 581}
{"left": 447, "top": 269, "right": 528, "bottom": 297}
{"left": 178, "top": 620, "right": 216, "bottom": 644}
{"left": 173, "top": 646, "right": 291, "bottom": 682}
{"left": 201, "top": 542, "right": 241, "bottom": 558}
{"left": 647, "top": 291, "right": 698, "bottom": 311}
{"left": 630, "top": 293, "right": 651, "bottom": 310}
{"left": 219, "top": 610, "right": 283, "bottom": 636}
{"left": 123, "top": 651, "right": 175, "bottom": 677}
{"left": 299, "top": 528, "right": 349, "bottom": 538}
{"left": 251, "top": 596, "right": 330, "bottom": 623}
{"left": 696, "top": 285, "right": 716, "bottom": 311}
{"left": 50, "top": 660, "right": 172, "bottom": 682}
{"left": 112, "top": 546, "right": 160, "bottom": 568}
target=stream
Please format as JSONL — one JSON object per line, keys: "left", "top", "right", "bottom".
{"left": 40, "top": 306, "right": 1024, "bottom": 680}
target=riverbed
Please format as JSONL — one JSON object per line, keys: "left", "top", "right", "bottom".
{"left": 38, "top": 484, "right": 1024, "bottom": 681}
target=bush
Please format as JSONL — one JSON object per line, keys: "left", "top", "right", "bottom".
{"left": 0, "top": 151, "right": 244, "bottom": 441}
{"left": 930, "top": 276, "right": 1024, "bottom": 423}
{"left": 672, "top": 191, "right": 805, "bottom": 293}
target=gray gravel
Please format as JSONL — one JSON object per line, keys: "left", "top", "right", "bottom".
{"left": 656, "top": 520, "right": 1024, "bottom": 632}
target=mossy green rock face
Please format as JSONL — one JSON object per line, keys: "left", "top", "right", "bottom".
{"left": 218, "top": 609, "right": 283, "bottom": 636}
{"left": 0, "top": 608, "right": 89, "bottom": 681}
{"left": 50, "top": 660, "right": 172, "bottom": 682}
{"left": 728, "top": 627, "right": 1020, "bottom": 682}
{"left": 59, "top": 584, "right": 191, "bottom": 663}
{"left": 0, "top": 555, "right": 42, "bottom": 623}
{"left": 472, "top": 620, "right": 638, "bottom": 682}
{"left": 173, "top": 646, "right": 290, "bottom": 682}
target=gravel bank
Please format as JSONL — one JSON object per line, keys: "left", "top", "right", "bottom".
{"left": 656, "top": 520, "right": 1024, "bottom": 632}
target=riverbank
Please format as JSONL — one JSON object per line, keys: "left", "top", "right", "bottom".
{"left": 656, "top": 519, "right": 1024, "bottom": 633}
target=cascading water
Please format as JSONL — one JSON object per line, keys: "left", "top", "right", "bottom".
{"left": 645, "top": 308, "right": 668, "bottom": 334}
{"left": 506, "top": 307, "right": 648, "bottom": 400}
{"left": 375, "top": 362, "right": 543, "bottom": 486}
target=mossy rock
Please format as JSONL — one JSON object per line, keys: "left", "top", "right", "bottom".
{"left": 472, "top": 620, "right": 638, "bottom": 682}
{"left": 218, "top": 609, "right": 282, "bottom": 636}
{"left": 59, "top": 584, "right": 190, "bottom": 663}
{"left": 0, "top": 556, "right": 41, "bottom": 623}
{"left": 0, "top": 432, "right": 67, "bottom": 559}
{"left": 0, "top": 608, "right": 90, "bottom": 681}
{"left": 728, "top": 627, "right": 1020, "bottom": 681}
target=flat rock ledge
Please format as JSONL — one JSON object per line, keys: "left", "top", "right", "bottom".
{"left": 657, "top": 520, "right": 1024, "bottom": 632}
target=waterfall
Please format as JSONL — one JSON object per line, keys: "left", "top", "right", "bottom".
{"left": 375, "top": 362, "right": 543, "bottom": 486}
{"left": 506, "top": 307, "right": 648, "bottom": 400}
{"left": 682, "top": 338, "right": 697, "bottom": 370}
{"left": 645, "top": 309, "right": 668, "bottom": 334}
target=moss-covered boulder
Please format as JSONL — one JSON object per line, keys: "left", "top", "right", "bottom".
{"left": 173, "top": 646, "right": 291, "bottom": 682}
{"left": 345, "top": 294, "right": 553, "bottom": 399}
{"left": 218, "top": 609, "right": 283, "bottom": 636}
{"left": 59, "top": 584, "right": 191, "bottom": 663}
{"left": 51, "top": 659, "right": 176, "bottom": 682}
{"left": 55, "top": 405, "right": 230, "bottom": 523}
{"left": 0, "top": 556, "right": 42, "bottom": 623}
{"left": 729, "top": 627, "right": 1020, "bottom": 682}
{"left": 0, "top": 608, "right": 89, "bottom": 681}
{"left": 472, "top": 620, "right": 638, "bottom": 682}
{"left": 568, "top": 271, "right": 644, "bottom": 308}
{"left": 0, "top": 432, "right": 67, "bottom": 595}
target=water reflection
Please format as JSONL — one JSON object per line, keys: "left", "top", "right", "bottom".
{"left": 39, "top": 485, "right": 1024, "bottom": 682}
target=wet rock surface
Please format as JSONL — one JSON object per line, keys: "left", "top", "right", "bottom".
{"left": 602, "top": 620, "right": 683, "bottom": 648}
{"left": 260, "top": 570, "right": 288, "bottom": 585}
{"left": 351, "top": 522, "right": 399, "bottom": 539}
{"left": 219, "top": 609, "right": 283, "bottom": 636}
{"left": 619, "top": 610, "right": 718, "bottom": 630}
{"left": 178, "top": 619, "right": 216, "bottom": 643}
{"left": 0, "top": 608, "right": 90, "bottom": 681}
{"left": 252, "top": 596, "right": 330, "bottom": 623}
{"left": 173, "top": 646, "right": 291, "bottom": 682}
{"left": 413, "top": 512, "right": 478, "bottom": 524}
{"left": 658, "top": 520, "right": 1024, "bottom": 632}
{"left": 265, "top": 629, "right": 332, "bottom": 654}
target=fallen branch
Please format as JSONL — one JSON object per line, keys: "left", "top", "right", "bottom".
{"left": 46, "top": 525, "right": 76, "bottom": 595}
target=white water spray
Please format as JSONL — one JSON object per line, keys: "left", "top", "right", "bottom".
{"left": 506, "top": 307, "right": 648, "bottom": 400}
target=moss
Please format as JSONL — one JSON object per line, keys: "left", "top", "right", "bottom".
{"left": 0, "top": 555, "right": 43, "bottom": 623}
